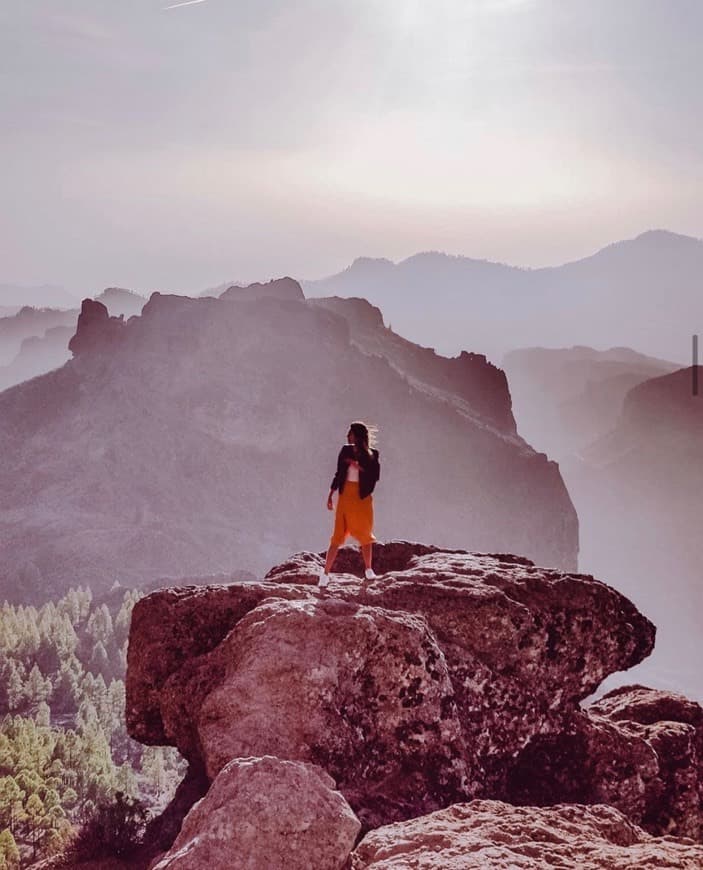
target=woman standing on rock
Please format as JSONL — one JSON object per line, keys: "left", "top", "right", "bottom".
{"left": 318, "top": 421, "right": 380, "bottom": 588}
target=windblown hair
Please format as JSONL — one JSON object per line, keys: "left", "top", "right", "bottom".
{"left": 349, "top": 420, "right": 378, "bottom": 456}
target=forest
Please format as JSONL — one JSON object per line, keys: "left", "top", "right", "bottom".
{"left": 0, "top": 585, "right": 185, "bottom": 867}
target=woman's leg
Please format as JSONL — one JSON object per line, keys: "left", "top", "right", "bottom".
{"left": 361, "top": 542, "right": 373, "bottom": 570}
{"left": 324, "top": 544, "right": 339, "bottom": 574}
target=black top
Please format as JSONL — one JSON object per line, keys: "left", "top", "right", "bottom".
{"left": 330, "top": 444, "right": 380, "bottom": 500}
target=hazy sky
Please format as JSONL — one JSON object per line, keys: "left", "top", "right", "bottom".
{"left": 2, "top": 0, "right": 702, "bottom": 293}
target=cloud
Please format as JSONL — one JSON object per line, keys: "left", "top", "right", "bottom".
{"left": 163, "top": 0, "right": 208, "bottom": 9}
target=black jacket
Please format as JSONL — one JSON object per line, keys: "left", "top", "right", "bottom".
{"left": 330, "top": 445, "right": 380, "bottom": 500}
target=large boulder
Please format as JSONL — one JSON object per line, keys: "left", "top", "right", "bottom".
{"left": 350, "top": 799, "right": 703, "bottom": 869}
{"left": 149, "top": 756, "right": 360, "bottom": 870}
{"left": 196, "top": 597, "right": 470, "bottom": 827}
{"left": 504, "top": 687, "right": 703, "bottom": 841}
{"left": 589, "top": 685, "right": 703, "bottom": 839}
{"left": 127, "top": 543, "right": 664, "bottom": 832}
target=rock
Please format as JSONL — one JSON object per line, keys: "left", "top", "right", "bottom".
{"left": 68, "top": 298, "right": 125, "bottom": 356}
{"left": 126, "top": 582, "right": 315, "bottom": 748}
{"left": 309, "top": 296, "right": 515, "bottom": 432}
{"left": 589, "top": 685, "right": 703, "bottom": 839}
{"left": 265, "top": 544, "right": 655, "bottom": 793}
{"left": 350, "top": 799, "right": 703, "bottom": 869}
{"left": 195, "top": 597, "right": 470, "bottom": 828}
{"left": 506, "top": 710, "right": 660, "bottom": 826}
{"left": 219, "top": 276, "right": 305, "bottom": 303}
{"left": 149, "top": 756, "right": 360, "bottom": 870}
{"left": 127, "top": 543, "right": 662, "bottom": 831}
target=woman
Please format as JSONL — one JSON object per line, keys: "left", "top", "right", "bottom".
{"left": 318, "top": 421, "right": 380, "bottom": 588}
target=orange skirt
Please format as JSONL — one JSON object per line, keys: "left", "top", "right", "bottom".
{"left": 330, "top": 481, "right": 376, "bottom": 547}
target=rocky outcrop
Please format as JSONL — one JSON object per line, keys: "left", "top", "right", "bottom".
{"left": 506, "top": 710, "right": 661, "bottom": 828}
{"left": 219, "top": 276, "right": 304, "bottom": 303}
{"left": 196, "top": 598, "right": 469, "bottom": 828}
{"left": 310, "top": 296, "right": 516, "bottom": 433}
{"left": 590, "top": 685, "right": 703, "bottom": 839}
{"left": 350, "top": 800, "right": 703, "bottom": 869}
{"left": 149, "top": 756, "right": 360, "bottom": 870}
{"left": 0, "top": 282, "right": 577, "bottom": 603}
{"left": 68, "top": 298, "right": 125, "bottom": 356}
{"left": 127, "top": 543, "right": 671, "bottom": 834}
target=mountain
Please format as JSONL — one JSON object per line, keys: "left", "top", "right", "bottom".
{"left": 0, "top": 325, "right": 75, "bottom": 392}
{"left": 304, "top": 230, "right": 703, "bottom": 366}
{"left": 0, "top": 281, "right": 577, "bottom": 603}
{"left": 94, "top": 286, "right": 147, "bottom": 318}
{"left": 0, "top": 306, "right": 79, "bottom": 366}
{"left": 502, "top": 345, "right": 681, "bottom": 462}
{"left": 561, "top": 365, "right": 703, "bottom": 698}
{"left": 0, "top": 288, "right": 146, "bottom": 391}
{"left": 0, "top": 283, "right": 79, "bottom": 309}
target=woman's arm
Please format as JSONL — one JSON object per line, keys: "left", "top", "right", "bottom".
{"left": 330, "top": 446, "right": 350, "bottom": 492}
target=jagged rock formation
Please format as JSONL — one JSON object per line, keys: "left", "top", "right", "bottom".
{"left": 150, "top": 756, "right": 360, "bottom": 870}
{"left": 0, "top": 281, "right": 577, "bottom": 602}
{"left": 68, "top": 298, "right": 126, "bottom": 356}
{"left": 125, "top": 543, "right": 703, "bottom": 841}
{"left": 311, "top": 296, "right": 515, "bottom": 433}
{"left": 590, "top": 685, "right": 703, "bottom": 839}
{"left": 0, "top": 290, "right": 146, "bottom": 392}
{"left": 124, "top": 542, "right": 703, "bottom": 867}
{"left": 350, "top": 800, "right": 703, "bottom": 869}
{"left": 218, "top": 275, "right": 304, "bottom": 303}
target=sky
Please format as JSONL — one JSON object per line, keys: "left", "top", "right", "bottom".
{"left": 2, "top": 0, "right": 702, "bottom": 294}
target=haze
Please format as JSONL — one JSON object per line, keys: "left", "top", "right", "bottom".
{"left": 2, "top": 0, "right": 702, "bottom": 293}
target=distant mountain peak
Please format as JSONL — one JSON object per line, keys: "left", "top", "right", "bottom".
{"left": 220, "top": 276, "right": 304, "bottom": 303}
{"left": 632, "top": 229, "right": 700, "bottom": 245}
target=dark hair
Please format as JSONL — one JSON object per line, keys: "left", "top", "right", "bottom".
{"left": 349, "top": 421, "right": 377, "bottom": 456}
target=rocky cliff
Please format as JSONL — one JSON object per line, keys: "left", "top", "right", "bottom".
{"left": 501, "top": 345, "right": 680, "bottom": 462}
{"left": 0, "top": 280, "right": 577, "bottom": 602}
{"left": 561, "top": 365, "right": 703, "bottom": 701}
{"left": 124, "top": 542, "right": 703, "bottom": 869}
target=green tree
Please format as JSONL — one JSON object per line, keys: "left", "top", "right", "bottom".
{"left": 0, "top": 828, "right": 20, "bottom": 869}
{"left": 35, "top": 702, "right": 50, "bottom": 729}
{"left": 25, "top": 665, "right": 51, "bottom": 707}
{"left": 0, "top": 778, "right": 24, "bottom": 832}
{"left": 89, "top": 641, "right": 111, "bottom": 680}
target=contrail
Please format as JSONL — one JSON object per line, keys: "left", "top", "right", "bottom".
{"left": 163, "top": 0, "right": 207, "bottom": 9}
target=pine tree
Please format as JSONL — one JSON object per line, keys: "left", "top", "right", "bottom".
{"left": 25, "top": 664, "right": 51, "bottom": 707}
{"left": 0, "top": 828, "right": 20, "bottom": 869}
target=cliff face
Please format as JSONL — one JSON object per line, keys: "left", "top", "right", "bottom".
{"left": 561, "top": 365, "right": 703, "bottom": 700}
{"left": 501, "top": 345, "right": 679, "bottom": 462}
{"left": 125, "top": 543, "right": 703, "bottom": 868}
{"left": 0, "top": 282, "right": 577, "bottom": 602}
{"left": 310, "top": 296, "right": 516, "bottom": 434}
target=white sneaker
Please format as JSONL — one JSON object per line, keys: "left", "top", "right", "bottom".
{"left": 364, "top": 568, "right": 378, "bottom": 580}
{"left": 318, "top": 571, "right": 330, "bottom": 588}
